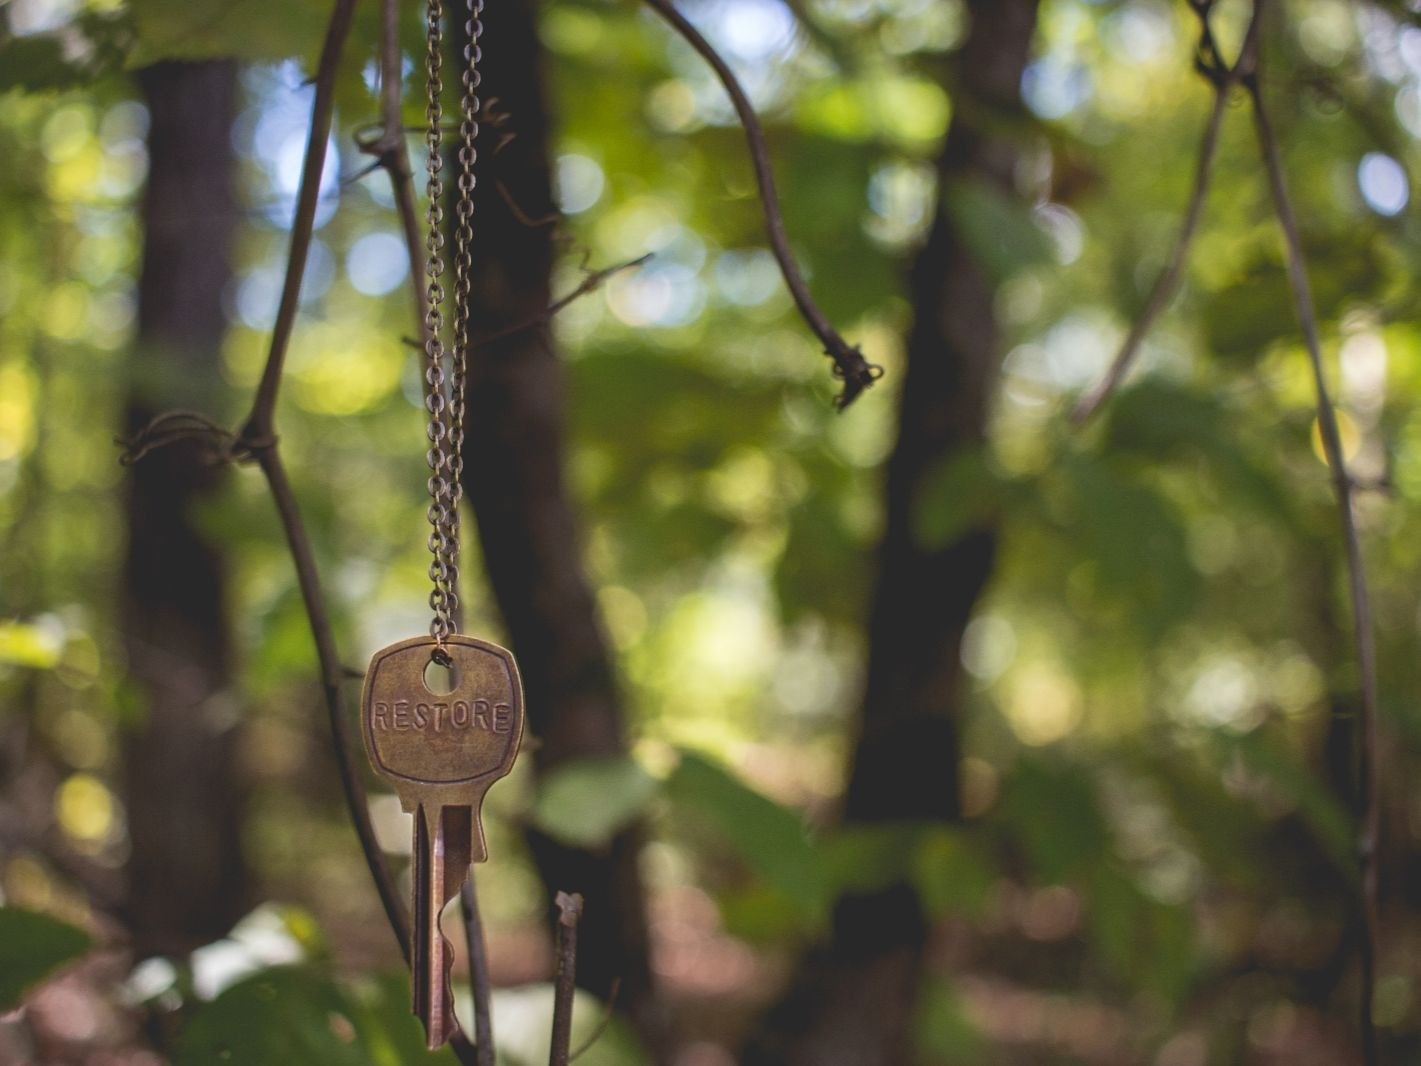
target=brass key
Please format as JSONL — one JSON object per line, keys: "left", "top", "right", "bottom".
{"left": 361, "top": 634, "right": 524, "bottom": 1049}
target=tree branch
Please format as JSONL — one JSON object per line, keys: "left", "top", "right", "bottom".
{"left": 1072, "top": 0, "right": 1259, "bottom": 425}
{"left": 549, "top": 892, "right": 584, "bottom": 1066}
{"left": 1244, "top": 4, "right": 1380, "bottom": 1062}
{"left": 242, "top": 2, "right": 357, "bottom": 441}
{"left": 641, "top": 0, "right": 880, "bottom": 408}
{"left": 114, "top": 0, "right": 440, "bottom": 1036}
{"left": 256, "top": 445, "right": 410, "bottom": 955}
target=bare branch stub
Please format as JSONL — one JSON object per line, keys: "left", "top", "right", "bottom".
{"left": 1244, "top": 4, "right": 1381, "bottom": 1060}
{"left": 549, "top": 892, "right": 585, "bottom": 1066}
{"left": 642, "top": 0, "right": 880, "bottom": 408}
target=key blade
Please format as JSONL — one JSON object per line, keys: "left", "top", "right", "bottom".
{"left": 412, "top": 804, "right": 461, "bottom": 1049}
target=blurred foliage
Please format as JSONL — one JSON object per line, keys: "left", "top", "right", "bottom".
{"left": 2, "top": 0, "right": 1421, "bottom": 1061}
{"left": 0, "top": 906, "right": 91, "bottom": 1009}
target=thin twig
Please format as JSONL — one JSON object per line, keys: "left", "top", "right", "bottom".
{"left": 353, "top": 0, "right": 431, "bottom": 342}
{"left": 549, "top": 892, "right": 584, "bottom": 1066}
{"left": 641, "top": 0, "right": 880, "bottom": 408}
{"left": 568, "top": 978, "right": 620, "bottom": 1062}
{"left": 243, "top": 2, "right": 356, "bottom": 440}
{"left": 1072, "top": 0, "right": 1259, "bottom": 425}
{"left": 460, "top": 876, "right": 496, "bottom": 1066}
{"left": 1245, "top": 4, "right": 1380, "bottom": 1062}
{"left": 472, "top": 253, "right": 652, "bottom": 348}
{"left": 257, "top": 446, "right": 410, "bottom": 957}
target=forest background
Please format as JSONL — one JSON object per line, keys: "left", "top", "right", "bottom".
{"left": 1, "top": 0, "right": 1420, "bottom": 1063}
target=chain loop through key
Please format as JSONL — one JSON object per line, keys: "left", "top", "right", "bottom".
{"left": 422, "top": 0, "right": 484, "bottom": 645}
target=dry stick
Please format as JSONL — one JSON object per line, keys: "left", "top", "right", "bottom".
{"left": 1246, "top": 12, "right": 1381, "bottom": 1065}
{"left": 1072, "top": 1, "right": 1261, "bottom": 425}
{"left": 641, "top": 0, "right": 880, "bottom": 408}
{"left": 549, "top": 892, "right": 585, "bottom": 1066}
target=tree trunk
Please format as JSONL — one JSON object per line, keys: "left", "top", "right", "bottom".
{"left": 454, "top": 0, "right": 660, "bottom": 1043}
{"left": 746, "top": 3, "right": 1039, "bottom": 1061}
{"left": 121, "top": 60, "right": 247, "bottom": 957}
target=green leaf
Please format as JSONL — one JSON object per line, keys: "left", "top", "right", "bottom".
{"left": 173, "top": 967, "right": 373, "bottom": 1066}
{"left": 667, "top": 750, "right": 825, "bottom": 905}
{"left": 943, "top": 177, "right": 1052, "bottom": 283}
{"left": 716, "top": 882, "right": 811, "bottom": 943}
{"left": 911, "top": 829, "right": 995, "bottom": 920}
{"left": 1101, "top": 382, "right": 1296, "bottom": 525}
{"left": 346, "top": 973, "right": 459, "bottom": 1066}
{"left": 821, "top": 823, "right": 922, "bottom": 897}
{"left": 1087, "top": 865, "right": 1196, "bottom": 1008}
{"left": 1051, "top": 453, "right": 1200, "bottom": 638}
{"left": 529, "top": 755, "right": 659, "bottom": 848}
{"left": 912, "top": 447, "right": 1005, "bottom": 551}
{"left": 0, "top": 907, "right": 92, "bottom": 1009}
{"left": 1216, "top": 729, "right": 1354, "bottom": 872}
{"left": 913, "top": 975, "right": 987, "bottom": 1063}
{"left": 1000, "top": 755, "right": 1109, "bottom": 883}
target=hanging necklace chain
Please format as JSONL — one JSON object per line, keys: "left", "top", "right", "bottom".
{"left": 423, "top": 0, "right": 484, "bottom": 645}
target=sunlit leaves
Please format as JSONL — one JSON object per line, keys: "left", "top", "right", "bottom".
{"left": 173, "top": 967, "right": 409, "bottom": 1066}
{"left": 0, "top": 13, "right": 131, "bottom": 94}
{"left": 126, "top": 0, "right": 333, "bottom": 67}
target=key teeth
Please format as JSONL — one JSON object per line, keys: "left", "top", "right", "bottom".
{"left": 426, "top": 914, "right": 459, "bottom": 1050}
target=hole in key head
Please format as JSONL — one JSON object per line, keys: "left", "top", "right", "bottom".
{"left": 424, "top": 652, "right": 458, "bottom": 695}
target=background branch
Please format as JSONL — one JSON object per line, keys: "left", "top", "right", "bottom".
{"left": 1072, "top": 0, "right": 1259, "bottom": 424}
{"left": 641, "top": 0, "right": 880, "bottom": 408}
{"left": 1245, "top": 4, "right": 1381, "bottom": 1062}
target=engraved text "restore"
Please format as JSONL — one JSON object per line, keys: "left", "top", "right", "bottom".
{"left": 372, "top": 700, "right": 513, "bottom": 734}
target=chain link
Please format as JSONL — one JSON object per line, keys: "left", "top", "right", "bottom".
{"left": 422, "top": 0, "right": 483, "bottom": 644}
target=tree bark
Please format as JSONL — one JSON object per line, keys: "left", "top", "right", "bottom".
{"left": 121, "top": 60, "right": 247, "bottom": 956}
{"left": 745, "top": 2, "right": 1039, "bottom": 1061}
{"left": 454, "top": 0, "right": 660, "bottom": 1043}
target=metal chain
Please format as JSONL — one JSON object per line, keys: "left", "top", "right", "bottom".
{"left": 423, "top": 0, "right": 483, "bottom": 645}
{"left": 444, "top": 0, "right": 484, "bottom": 636}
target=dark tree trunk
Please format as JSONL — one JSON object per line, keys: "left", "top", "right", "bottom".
{"left": 121, "top": 60, "right": 247, "bottom": 957}
{"left": 454, "top": 0, "right": 660, "bottom": 1043}
{"left": 746, "top": 3, "right": 1040, "bottom": 1061}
